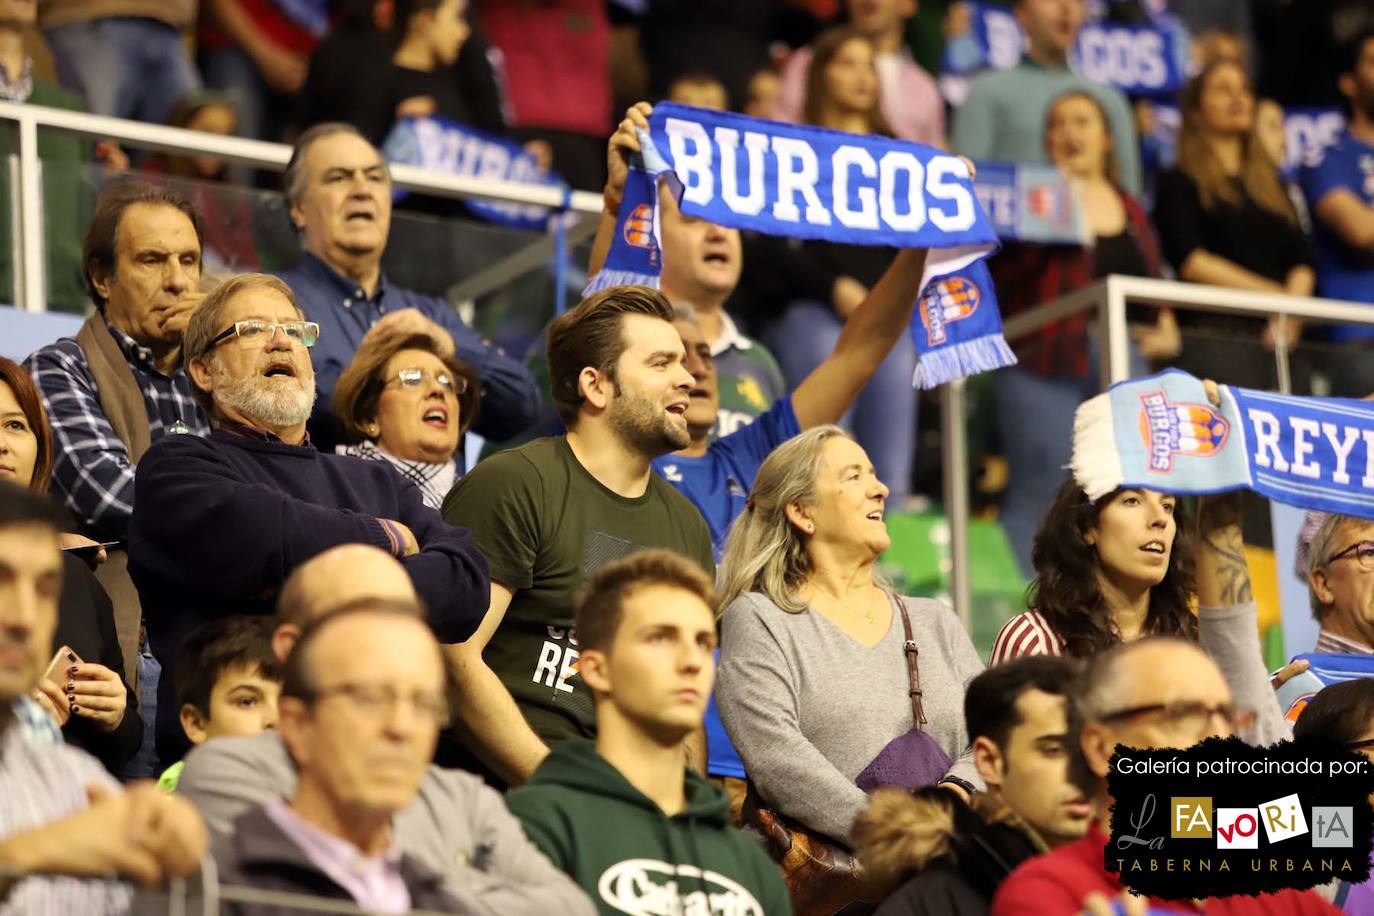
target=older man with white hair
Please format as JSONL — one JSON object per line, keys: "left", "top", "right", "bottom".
{"left": 128, "top": 273, "right": 489, "bottom": 764}
{"left": 1302, "top": 511, "right": 1374, "bottom": 655}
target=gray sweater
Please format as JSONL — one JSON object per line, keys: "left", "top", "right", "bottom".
{"left": 176, "top": 732, "right": 595, "bottom": 916}
{"left": 716, "top": 591, "right": 985, "bottom": 846}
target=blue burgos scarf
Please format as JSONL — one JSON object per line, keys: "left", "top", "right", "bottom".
{"left": 586, "top": 102, "right": 1012, "bottom": 388}
{"left": 1073, "top": 369, "right": 1374, "bottom": 519}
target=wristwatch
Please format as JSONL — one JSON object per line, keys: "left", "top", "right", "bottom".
{"left": 937, "top": 775, "right": 977, "bottom": 796}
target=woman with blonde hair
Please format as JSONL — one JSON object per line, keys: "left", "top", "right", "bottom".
{"left": 1154, "top": 58, "right": 1314, "bottom": 390}
{"left": 715, "top": 426, "right": 984, "bottom": 851}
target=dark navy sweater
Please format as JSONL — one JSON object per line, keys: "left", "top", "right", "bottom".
{"left": 129, "top": 427, "right": 489, "bottom": 762}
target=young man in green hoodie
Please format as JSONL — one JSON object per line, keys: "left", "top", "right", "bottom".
{"left": 505, "top": 549, "right": 791, "bottom": 916}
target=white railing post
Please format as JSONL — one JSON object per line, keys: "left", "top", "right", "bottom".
{"left": 1100, "top": 274, "right": 1129, "bottom": 388}
{"left": 16, "top": 110, "right": 44, "bottom": 312}
{"left": 941, "top": 377, "right": 972, "bottom": 630}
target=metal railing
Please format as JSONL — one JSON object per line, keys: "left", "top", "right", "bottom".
{"left": 944, "top": 274, "right": 1374, "bottom": 627}
{"left": 0, "top": 101, "right": 605, "bottom": 313}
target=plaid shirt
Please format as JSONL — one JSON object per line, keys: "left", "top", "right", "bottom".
{"left": 26, "top": 322, "right": 209, "bottom": 540}
{"left": 0, "top": 721, "right": 131, "bottom": 915}
{"left": 990, "top": 190, "right": 1162, "bottom": 378}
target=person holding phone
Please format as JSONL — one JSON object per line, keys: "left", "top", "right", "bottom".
{"left": 0, "top": 357, "right": 141, "bottom": 773}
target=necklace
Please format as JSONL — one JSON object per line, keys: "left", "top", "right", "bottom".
{"left": 812, "top": 585, "right": 879, "bottom": 624}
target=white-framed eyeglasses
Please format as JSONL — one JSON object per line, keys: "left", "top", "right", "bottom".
{"left": 209, "top": 320, "right": 320, "bottom": 349}
{"left": 384, "top": 368, "right": 466, "bottom": 395}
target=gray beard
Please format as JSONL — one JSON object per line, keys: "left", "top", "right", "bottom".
{"left": 608, "top": 386, "right": 690, "bottom": 458}
{"left": 211, "top": 364, "right": 316, "bottom": 430}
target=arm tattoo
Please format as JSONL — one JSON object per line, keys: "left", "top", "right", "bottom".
{"left": 1202, "top": 520, "right": 1254, "bottom": 606}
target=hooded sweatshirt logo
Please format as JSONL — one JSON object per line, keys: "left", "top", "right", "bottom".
{"left": 597, "top": 858, "right": 764, "bottom": 915}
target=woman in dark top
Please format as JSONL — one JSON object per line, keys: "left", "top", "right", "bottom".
{"left": 990, "top": 90, "right": 1175, "bottom": 574}
{"left": 1153, "top": 58, "right": 1315, "bottom": 391}
{"left": 299, "top": 0, "right": 506, "bottom": 144}
{"left": 753, "top": 26, "right": 919, "bottom": 504}
{"left": 0, "top": 357, "right": 141, "bottom": 772}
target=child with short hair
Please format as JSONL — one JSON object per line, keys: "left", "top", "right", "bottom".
{"left": 157, "top": 615, "right": 282, "bottom": 791}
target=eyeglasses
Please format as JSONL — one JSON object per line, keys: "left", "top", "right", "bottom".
{"left": 209, "top": 320, "right": 320, "bottom": 350}
{"left": 307, "top": 681, "right": 450, "bottom": 726}
{"left": 1326, "top": 541, "right": 1374, "bottom": 572}
{"left": 1098, "top": 701, "right": 1256, "bottom": 737}
{"left": 384, "top": 368, "right": 466, "bottom": 396}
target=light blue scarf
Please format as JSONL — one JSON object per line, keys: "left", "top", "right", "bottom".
{"left": 1074, "top": 370, "right": 1374, "bottom": 519}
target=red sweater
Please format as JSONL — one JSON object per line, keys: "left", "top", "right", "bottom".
{"left": 991, "top": 823, "right": 1338, "bottom": 915}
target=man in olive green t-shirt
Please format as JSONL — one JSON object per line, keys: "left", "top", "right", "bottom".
{"left": 443, "top": 286, "right": 714, "bottom": 786}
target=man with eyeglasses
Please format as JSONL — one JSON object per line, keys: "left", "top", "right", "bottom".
{"left": 209, "top": 603, "right": 465, "bottom": 913}
{"left": 1305, "top": 513, "right": 1374, "bottom": 656}
{"left": 991, "top": 637, "right": 1335, "bottom": 915}
{"left": 128, "top": 272, "right": 490, "bottom": 766}
{"left": 180, "top": 544, "right": 596, "bottom": 916}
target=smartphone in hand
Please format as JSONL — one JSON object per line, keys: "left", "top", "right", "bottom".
{"left": 41, "top": 646, "right": 83, "bottom": 685}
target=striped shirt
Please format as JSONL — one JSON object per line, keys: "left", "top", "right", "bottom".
{"left": 989, "top": 610, "right": 1067, "bottom": 665}
{"left": 0, "top": 722, "right": 131, "bottom": 915}
{"left": 1313, "top": 628, "right": 1374, "bottom": 655}
{"left": 26, "top": 322, "right": 209, "bottom": 540}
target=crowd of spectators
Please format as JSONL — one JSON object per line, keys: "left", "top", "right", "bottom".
{"left": 5, "top": 1, "right": 1374, "bottom": 915}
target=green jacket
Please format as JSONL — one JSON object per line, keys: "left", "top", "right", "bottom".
{"left": 507, "top": 739, "right": 792, "bottom": 916}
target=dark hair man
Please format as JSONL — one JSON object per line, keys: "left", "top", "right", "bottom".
{"left": 506, "top": 549, "right": 790, "bottom": 916}
{"left": 25, "top": 180, "right": 211, "bottom": 693}
{"left": 991, "top": 638, "right": 1333, "bottom": 915}
{"left": 129, "top": 273, "right": 489, "bottom": 763}
{"left": 178, "top": 544, "right": 593, "bottom": 916}
{"left": 856, "top": 656, "right": 1090, "bottom": 912}
{"left": 0, "top": 480, "right": 206, "bottom": 912}
{"left": 277, "top": 122, "right": 538, "bottom": 450}
{"left": 443, "top": 286, "right": 714, "bottom": 786}
{"left": 27, "top": 180, "right": 210, "bottom": 541}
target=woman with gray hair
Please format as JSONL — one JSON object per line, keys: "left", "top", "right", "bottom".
{"left": 715, "top": 425, "right": 985, "bottom": 850}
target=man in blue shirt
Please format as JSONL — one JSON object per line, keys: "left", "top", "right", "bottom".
{"left": 277, "top": 122, "right": 539, "bottom": 451}
{"left": 1301, "top": 28, "right": 1374, "bottom": 396}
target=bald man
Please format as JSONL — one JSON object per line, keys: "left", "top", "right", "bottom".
{"left": 272, "top": 543, "right": 419, "bottom": 660}
{"left": 991, "top": 639, "right": 1334, "bottom": 915}
{"left": 178, "top": 547, "right": 594, "bottom": 916}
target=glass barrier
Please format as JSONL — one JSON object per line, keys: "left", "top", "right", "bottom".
{"left": 19, "top": 147, "right": 584, "bottom": 357}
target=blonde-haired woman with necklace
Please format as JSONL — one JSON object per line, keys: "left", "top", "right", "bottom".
{"left": 715, "top": 426, "right": 984, "bottom": 849}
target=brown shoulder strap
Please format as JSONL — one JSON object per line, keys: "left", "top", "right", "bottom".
{"left": 75, "top": 315, "right": 153, "bottom": 462}
{"left": 895, "top": 597, "right": 927, "bottom": 727}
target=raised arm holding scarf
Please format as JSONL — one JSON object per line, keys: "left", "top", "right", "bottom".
{"left": 1074, "top": 369, "right": 1374, "bottom": 521}
{"left": 587, "top": 102, "right": 1013, "bottom": 389}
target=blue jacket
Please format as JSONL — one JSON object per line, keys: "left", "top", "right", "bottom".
{"left": 278, "top": 253, "right": 539, "bottom": 448}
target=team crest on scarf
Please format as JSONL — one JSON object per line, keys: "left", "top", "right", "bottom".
{"left": 623, "top": 203, "right": 657, "bottom": 249}
{"left": 920, "top": 275, "right": 981, "bottom": 346}
{"left": 1137, "top": 389, "right": 1229, "bottom": 473}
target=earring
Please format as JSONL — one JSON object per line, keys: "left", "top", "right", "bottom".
{"left": 806, "top": 523, "right": 815, "bottom": 532}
